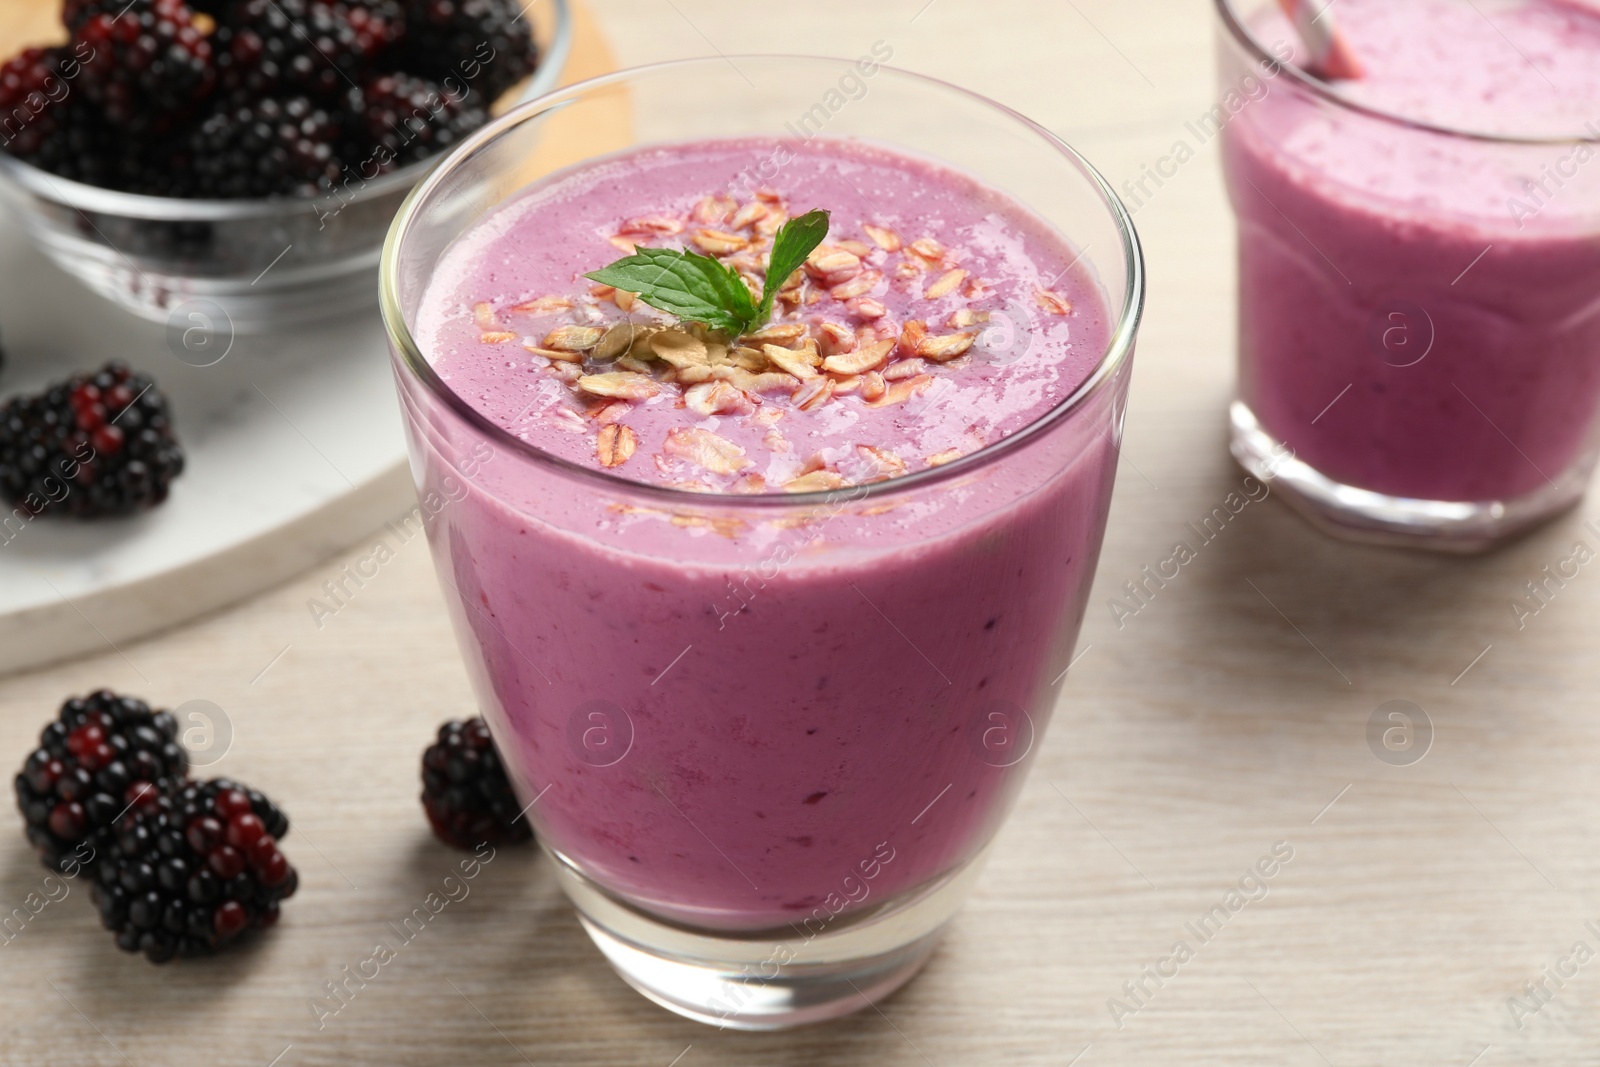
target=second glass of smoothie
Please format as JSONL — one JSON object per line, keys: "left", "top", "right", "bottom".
{"left": 1219, "top": 0, "right": 1600, "bottom": 550}
{"left": 383, "top": 58, "right": 1142, "bottom": 1028}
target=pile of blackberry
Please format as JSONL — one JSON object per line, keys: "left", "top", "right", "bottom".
{"left": 0, "top": 0, "right": 539, "bottom": 198}
{"left": 421, "top": 717, "right": 532, "bottom": 850}
{"left": 0, "top": 361, "right": 185, "bottom": 519}
{"left": 13, "top": 691, "right": 299, "bottom": 964}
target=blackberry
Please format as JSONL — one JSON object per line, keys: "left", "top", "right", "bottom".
{"left": 93, "top": 778, "right": 296, "bottom": 963}
{"left": 352, "top": 72, "right": 484, "bottom": 168}
{"left": 189, "top": 92, "right": 345, "bottom": 197}
{"left": 0, "top": 362, "right": 184, "bottom": 519}
{"left": 72, "top": 0, "right": 216, "bottom": 124}
{"left": 217, "top": 0, "right": 406, "bottom": 99}
{"left": 62, "top": 0, "right": 132, "bottom": 29}
{"left": 13, "top": 691, "right": 187, "bottom": 876}
{"left": 0, "top": 48, "right": 70, "bottom": 159}
{"left": 421, "top": 718, "right": 532, "bottom": 850}
{"left": 404, "top": 0, "right": 538, "bottom": 102}
{"left": 323, "top": 0, "right": 410, "bottom": 69}
{"left": 22, "top": 94, "right": 128, "bottom": 190}
{"left": 64, "top": 0, "right": 232, "bottom": 27}
{"left": 113, "top": 131, "right": 201, "bottom": 197}
{"left": 0, "top": 46, "right": 136, "bottom": 191}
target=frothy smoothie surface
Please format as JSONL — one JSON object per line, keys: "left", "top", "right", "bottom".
{"left": 419, "top": 138, "right": 1110, "bottom": 493}
{"left": 1279, "top": 0, "right": 1600, "bottom": 137}
{"left": 1242, "top": 0, "right": 1600, "bottom": 227}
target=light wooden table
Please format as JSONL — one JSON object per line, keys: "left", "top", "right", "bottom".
{"left": 3, "top": 2, "right": 1597, "bottom": 1065}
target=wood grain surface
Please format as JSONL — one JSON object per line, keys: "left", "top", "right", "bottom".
{"left": 3, "top": 2, "right": 1597, "bottom": 1065}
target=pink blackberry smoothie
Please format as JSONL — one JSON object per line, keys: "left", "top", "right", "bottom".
{"left": 1223, "top": 0, "right": 1600, "bottom": 507}
{"left": 405, "top": 137, "right": 1126, "bottom": 931}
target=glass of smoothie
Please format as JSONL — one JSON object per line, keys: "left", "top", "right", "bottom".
{"left": 1218, "top": 0, "right": 1600, "bottom": 550}
{"left": 381, "top": 56, "right": 1143, "bottom": 1028}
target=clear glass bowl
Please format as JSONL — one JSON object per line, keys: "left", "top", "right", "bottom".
{"left": 0, "top": 0, "right": 571, "bottom": 332}
{"left": 382, "top": 57, "right": 1143, "bottom": 1028}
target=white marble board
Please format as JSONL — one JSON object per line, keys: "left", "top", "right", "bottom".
{"left": 0, "top": 215, "right": 414, "bottom": 675}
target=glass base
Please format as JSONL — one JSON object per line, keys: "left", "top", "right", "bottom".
{"left": 549, "top": 844, "right": 991, "bottom": 1030}
{"left": 1230, "top": 401, "right": 1588, "bottom": 552}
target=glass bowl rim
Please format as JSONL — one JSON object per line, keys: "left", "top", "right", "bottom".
{"left": 380, "top": 53, "right": 1146, "bottom": 509}
{"left": 0, "top": 0, "right": 573, "bottom": 222}
{"left": 1214, "top": 0, "right": 1600, "bottom": 146}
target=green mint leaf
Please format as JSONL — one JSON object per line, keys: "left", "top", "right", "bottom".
{"left": 584, "top": 209, "right": 829, "bottom": 337}
{"left": 759, "top": 210, "right": 830, "bottom": 320}
{"left": 585, "top": 248, "right": 759, "bottom": 334}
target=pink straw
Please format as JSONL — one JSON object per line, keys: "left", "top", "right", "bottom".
{"left": 1276, "top": 0, "right": 1364, "bottom": 79}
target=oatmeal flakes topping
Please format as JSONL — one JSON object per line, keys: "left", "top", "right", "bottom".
{"left": 514, "top": 295, "right": 574, "bottom": 314}
{"left": 908, "top": 237, "right": 947, "bottom": 266}
{"left": 744, "top": 322, "right": 806, "bottom": 346}
{"left": 917, "top": 332, "right": 977, "bottom": 362}
{"left": 1035, "top": 287, "right": 1074, "bottom": 315}
{"left": 847, "top": 297, "right": 887, "bottom": 320}
{"left": 817, "top": 322, "right": 856, "bottom": 356}
{"left": 729, "top": 201, "right": 769, "bottom": 229}
{"left": 577, "top": 372, "right": 660, "bottom": 400}
{"left": 596, "top": 424, "right": 637, "bottom": 467}
{"left": 821, "top": 339, "right": 893, "bottom": 376}
{"left": 867, "top": 373, "right": 934, "bottom": 407}
{"left": 830, "top": 272, "right": 879, "bottom": 300}
{"left": 544, "top": 324, "right": 605, "bottom": 352}
{"left": 761, "top": 343, "right": 821, "bottom": 379}
{"left": 664, "top": 427, "right": 750, "bottom": 474}
{"left": 488, "top": 193, "right": 1085, "bottom": 494}
{"left": 692, "top": 229, "right": 750, "bottom": 255}
{"left": 856, "top": 444, "right": 907, "bottom": 478}
{"left": 882, "top": 358, "right": 928, "bottom": 381}
{"left": 620, "top": 215, "right": 684, "bottom": 236}
{"left": 784, "top": 469, "right": 846, "bottom": 493}
{"left": 650, "top": 330, "right": 710, "bottom": 367}
{"left": 525, "top": 342, "right": 581, "bottom": 362}
{"left": 863, "top": 224, "right": 902, "bottom": 252}
{"left": 792, "top": 376, "right": 834, "bottom": 411}
{"left": 591, "top": 323, "right": 636, "bottom": 362}
{"left": 692, "top": 194, "right": 738, "bottom": 224}
{"left": 924, "top": 268, "right": 968, "bottom": 300}
{"left": 685, "top": 380, "right": 751, "bottom": 416}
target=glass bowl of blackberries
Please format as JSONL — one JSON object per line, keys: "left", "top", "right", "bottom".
{"left": 0, "top": 0, "right": 571, "bottom": 330}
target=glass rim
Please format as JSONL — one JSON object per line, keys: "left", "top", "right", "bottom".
{"left": 0, "top": 0, "right": 573, "bottom": 222}
{"left": 1214, "top": 0, "right": 1600, "bottom": 147}
{"left": 379, "top": 54, "right": 1146, "bottom": 509}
